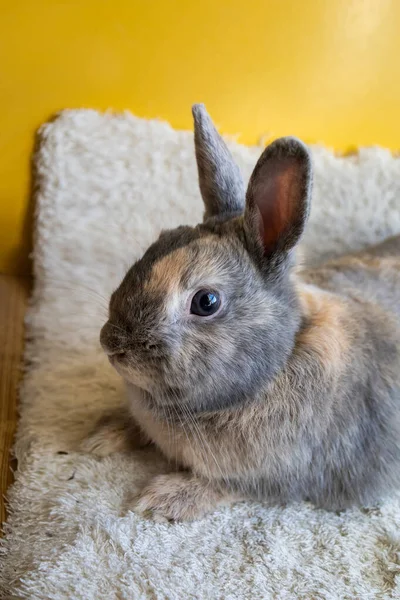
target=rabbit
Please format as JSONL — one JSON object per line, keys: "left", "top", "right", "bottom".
{"left": 84, "top": 104, "right": 400, "bottom": 522}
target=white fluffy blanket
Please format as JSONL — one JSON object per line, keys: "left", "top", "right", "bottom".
{"left": 1, "top": 110, "right": 400, "bottom": 599}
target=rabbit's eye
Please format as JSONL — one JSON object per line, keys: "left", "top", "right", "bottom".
{"left": 190, "top": 290, "right": 221, "bottom": 317}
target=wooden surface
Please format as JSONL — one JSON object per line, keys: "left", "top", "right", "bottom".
{"left": 0, "top": 275, "right": 29, "bottom": 529}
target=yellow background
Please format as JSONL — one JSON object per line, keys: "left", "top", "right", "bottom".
{"left": 2, "top": 0, "right": 400, "bottom": 274}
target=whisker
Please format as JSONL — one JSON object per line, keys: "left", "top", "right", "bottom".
{"left": 164, "top": 386, "right": 225, "bottom": 483}
{"left": 179, "top": 400, "right": 226, "bottom": 482}
{"left": 39, "top": 277, "right": 111, "bottom": 307}
{"left": 159, "top": 401, "right": 177, "bottom": 471}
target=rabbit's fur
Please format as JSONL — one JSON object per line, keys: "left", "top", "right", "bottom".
{"left": 88, "top": 105, "right": 400, "bottom": 521}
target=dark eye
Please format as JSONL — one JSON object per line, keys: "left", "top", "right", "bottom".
{"left": 190, "top": 290, "right": 221, "bottom": 317}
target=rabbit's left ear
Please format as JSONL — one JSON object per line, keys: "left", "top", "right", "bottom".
{"left": 244, "top": 137, "right": 312, "bottom": 261}
{"left": 192, "top": 104, "right": 245, "bottom": 220}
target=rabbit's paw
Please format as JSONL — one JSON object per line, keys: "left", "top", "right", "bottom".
{"left": 133, "top": 473, "right": 230, "bottom": 522}
{"left": 81, "top": 410, "right": 149, "bottom": 457}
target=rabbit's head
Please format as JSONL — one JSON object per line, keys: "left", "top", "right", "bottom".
{"left": 101, "top": 105, "right": 312, "bottom": 412}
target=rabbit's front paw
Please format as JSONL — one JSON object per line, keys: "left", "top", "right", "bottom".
{"left": 81, "top": 410, "right": 149, "bottom": 457}
{"left": 133, "top": 473, "right": 233, "bottom": 522}
{"left": 81, "top": 422, "right": 129, "bottom": 457}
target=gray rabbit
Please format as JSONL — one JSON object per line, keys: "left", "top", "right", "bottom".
{"left": 83, "top": 104, "right": 400, "bottom": 521}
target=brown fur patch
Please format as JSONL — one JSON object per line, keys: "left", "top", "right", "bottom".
{"left": 297, "top": 285, "right": 351, "bottom": 376}
{"left": 340, "top": 255, "right": 400, "bottom": 272}
{"left": 144, "top": 248, "right": 189, "bottom": 295}
{"left": 144, "top": 236, "right": 235, "bottom": 298}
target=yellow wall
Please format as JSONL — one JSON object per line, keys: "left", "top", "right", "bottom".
{"left": 2, "top": 0, "right": 400, "bottom": 274}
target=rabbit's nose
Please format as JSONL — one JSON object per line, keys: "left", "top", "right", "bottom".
{"left": 100, "top": 321, "right": 127, "bottom": 355}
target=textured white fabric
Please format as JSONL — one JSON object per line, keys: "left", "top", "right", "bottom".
{"left": 1, "top": 110, "right": 400, "bottom": 599}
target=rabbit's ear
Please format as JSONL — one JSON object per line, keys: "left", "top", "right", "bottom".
{"left": 192, "top": 104, "right": 245, "bottom": 220}
{"left": 244, "top": 137, "right": 312, "bottom": 262}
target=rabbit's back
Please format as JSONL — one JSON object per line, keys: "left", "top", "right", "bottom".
{"left": 304, "top": 234, "right": 400, "bottom": 319}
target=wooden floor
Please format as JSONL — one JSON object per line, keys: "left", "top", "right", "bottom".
{"left": 0, "top": 275, "right": 30, "bottom": 529}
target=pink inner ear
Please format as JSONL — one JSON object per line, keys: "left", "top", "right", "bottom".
{"left": 254, "top": 160, "right": 301, "bottom": 255}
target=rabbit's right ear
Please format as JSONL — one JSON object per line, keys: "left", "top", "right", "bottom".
{"left": 244, "top": 136, "right": 312, "bottom": 266}
{"left": 192, "top": 104, "right": 245, "bottom": 220}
